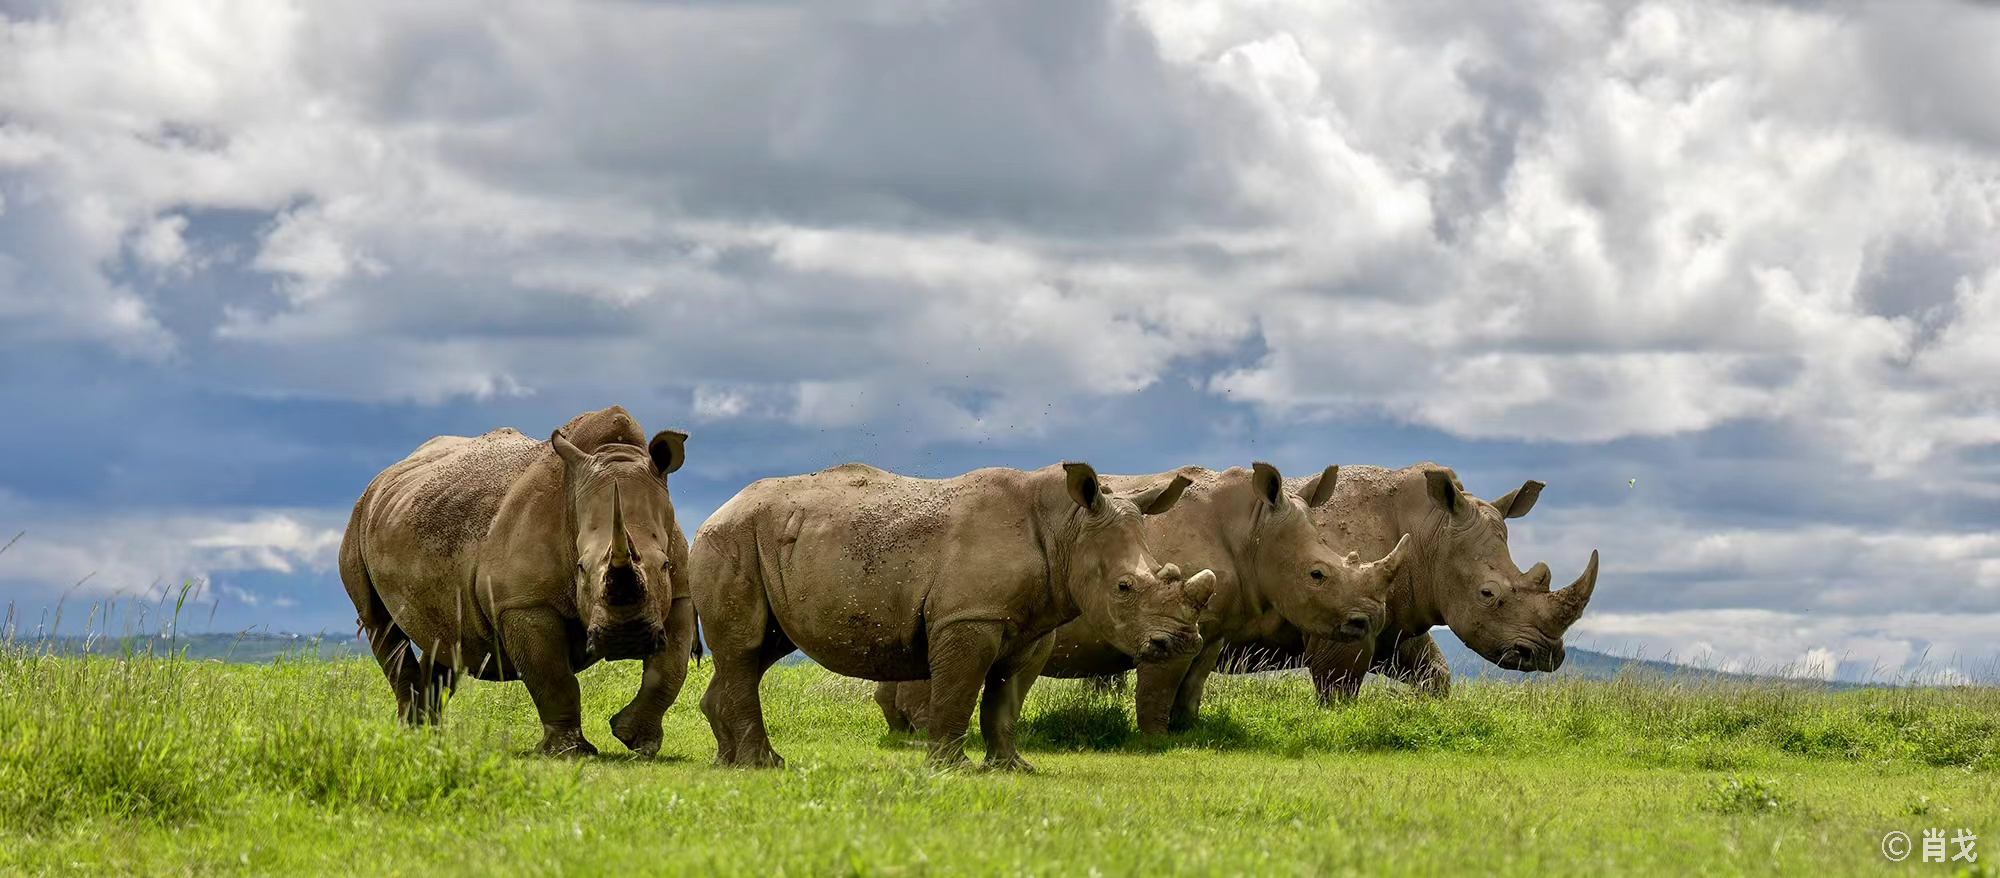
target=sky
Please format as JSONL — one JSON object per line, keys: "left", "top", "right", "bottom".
{"left": 2, "top": 0, "right": 1998, "bottom": 685}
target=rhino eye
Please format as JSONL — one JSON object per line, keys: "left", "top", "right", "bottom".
{"left": 1309, "top": 569, "right": 1325, "bottom": 582}
{"left": 1479, "top": 585, "right": 1497, "bottom": 599}
{"left": 1117, "top": 580, "right": 1133, "bottom": 592}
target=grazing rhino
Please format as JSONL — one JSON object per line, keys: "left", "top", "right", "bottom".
{"left": 1216, "top": 463, "right": 1600, "bottom": 700}
{"left": 338, "top": 406, "right": 696, "bottom": 756}
{"left": 877, "top": 463, "right": 1412, "bottom": 735}
{"left": 691, "top": 461, "right": 1216, "bottom": 771}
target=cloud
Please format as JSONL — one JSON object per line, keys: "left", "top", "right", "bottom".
{"left": 1566, "top": 609, "right": 2000, "bottom": 685}
{"left": 5, "top": 0, "right": 1994, "bottom": 477}
{"left": 2, "top": 0, "right": 1999, "bottom": 670}
{"left": 0, "top": 492, "right": 344, "bottom": 604}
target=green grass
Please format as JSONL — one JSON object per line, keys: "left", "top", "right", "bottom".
{"left": 2, "top": 646, "right": 1997, "bottom": 877}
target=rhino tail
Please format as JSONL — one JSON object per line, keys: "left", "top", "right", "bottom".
{"left": 689, "top": 605, "right": 705, "bottom": 664}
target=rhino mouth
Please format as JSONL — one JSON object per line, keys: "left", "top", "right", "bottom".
{"left": 1496, "top": 642, "right": 1564, "bottom": 673}
{"left": 587, "top": 620, "right": 666, "bottom": 661}
{"left": 1136, "top": 629, "right": 1203, "bottom": 663}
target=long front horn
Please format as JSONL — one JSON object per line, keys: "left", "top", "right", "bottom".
{"left": 609, "top": 483, "right": 632, "bottom": 568}
{"left": 1548, "top": 550, "right": 1600, "bottom": 628}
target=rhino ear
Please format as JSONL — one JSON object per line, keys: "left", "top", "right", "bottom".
{"left": 1425, "top": 469, "right": 1465, "bottom": 517}
{"left": 550, "top": 429, "right": 589, "bottom": 469}
{"left": 1295, "top": 465, "right": 1339, "bottom": 508}
{"left": 1493, "top": 480, "right": 1544, "bottom": 519}
{"left": 1131, "top": 473, "right": 1192, "bottom": 516}
{"left": 1251, "top": 462, "right": 1284, "bottom": 508}
{"left": 1063, "top": 462, "right": 1103, "bottom": 512}
{"left": 648, "top": 429, "right": 688, "bottom": 477}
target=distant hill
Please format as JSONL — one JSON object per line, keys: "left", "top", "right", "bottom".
{"left": 0, "top": 631, "right": 1905, "bottom": 690}
{"left": 1426, "top": 636, "right": 1878, "bottom": 690}
{"left": 12, "top": 632, "right": 368, "bottom": 664}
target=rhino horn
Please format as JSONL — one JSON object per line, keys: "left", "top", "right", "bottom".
{"left": 609, "top": 483, "right": 632, "bottom": 569}
{"left": 1547, "top": 550, "right": 1600, "bottom": 628}
{"left": 1524, "top": 561, "right": 1553, "bottom": 591}
{"left": 1370, "top": 533, "right": 1413, "bottom": 576}
{"left": 1183, "top": 568, "right": 1217, "bottom": 609}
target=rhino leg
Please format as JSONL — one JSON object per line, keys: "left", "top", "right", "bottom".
{"left": 876, "top": 680, "right": 931, "bottom": 735}
{"left": 700, "top": 631, "right": 794, "bottom": 768}
{"left": 610, "top": 595, "right": 697, "bottom": 756}
{"left": 343, "top": 557, "right": 449, "bottom": 726}
{"left": 1381, "top": 632, "right": 1452, "bottom": 698}
{"left": 1302, "top": 636, "right": 1372, "bottom": 706}
{"left": 1134, "top": 655, "right": 1194, "bottom": 736}
{"left": 874, "top": 681, "right": 914, "bottom": 733}
{"left": 923, "top": 621, "right": 1006, "bottom": 768}
{"left": 980, "top": 634, "right": 1051, "bottom": 772}
{"left": 1167, "top": 639, "right": 1228, "bottom": 732}
{"left": 499, "top": 609, "right": 597, "bottom": 757}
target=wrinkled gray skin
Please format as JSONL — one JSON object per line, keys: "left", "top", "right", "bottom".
{"left": 338, "top": 406, "right": 696, "bottom": 756}
{"left": 1214, "top": 463, "right": 1600, "bottom": 701}
{"left": 691, "top": 461, "right": 1216, "bottom": 771}
{"left": 879, "top": 463, "right": 1412, "bottom": 736}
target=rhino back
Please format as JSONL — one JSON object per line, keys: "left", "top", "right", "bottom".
{"left": 351, "top": 428, "right": 546, "bottom": 649}
{"left": 1295, "top": 465, "right": 1413, "bottom": 560}
{"left": 701, "top": 464, "right": 1051, "bottom": 680}
{"left": 369, "top": 429, "right": 544, "bottom": 558}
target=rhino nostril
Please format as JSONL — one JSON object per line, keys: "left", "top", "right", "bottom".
{"left": 1341, "top": 614, "right": 1371, "bottom": 635}
{"left": 1147, "top": 635, "right": 1173, "bottom": 654}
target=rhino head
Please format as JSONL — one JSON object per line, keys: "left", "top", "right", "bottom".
{"left": 1247, "top": 463, "right": 1411, "bottom": 643}
{"left": 1061, "top": 462, "right": 1216, "bottom": 663}
{"left": 551, "top": 427, "right": 688, "bottom": 661}
{"left": 1418, "top": 468, "right": 1599, "bottom": 672}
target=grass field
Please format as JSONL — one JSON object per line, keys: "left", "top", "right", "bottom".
{"left": 2, "top": 645, "right": 1997, "bottom": 877}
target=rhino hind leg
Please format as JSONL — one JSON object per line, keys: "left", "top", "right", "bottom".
{"left": 875, "top": 681, "right": 917, "bottom": 734}
{"left": 700, "top": 630, "right": 794, "bottom": 768}
{"left": 342, "top": 554, "right": 448, "bottom": 726}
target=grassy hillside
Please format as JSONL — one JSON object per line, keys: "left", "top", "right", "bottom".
{"left": 2, "top": 648, "right": 1996, "bottom": 876}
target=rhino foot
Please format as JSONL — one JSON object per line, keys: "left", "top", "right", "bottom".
{"left": 609, "top": 709, "right": 663, "bottom": 757}
{"left": 717, "top": 748, "right": 785, "bottom": 769}
{"left": 539, "top": 729, "right": 599, "bottom": 758}
{"left": 983, "top": 755, "right": 1036, "bottom": 774}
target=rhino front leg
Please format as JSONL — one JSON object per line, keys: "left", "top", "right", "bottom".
{"left": 501, "top": 609, "right": 596, "bottom": 757}
{"left": 1302, "top": 635, "right": 1372, "bottom": 706}
{"left": 924, "top": 621, "right": 1004, "bottom": 768}
{"left": 981, "top": 635, "right": 1051, "bottom": 772}
{"left": 611, "top": 596, "right": 697, "bottom": 756}
{"left": 1134, "top": 654, "right": 1195, "bottom": 736}
{"left": 1381, "top": 632, "right": 1452, "bottom": 698}
{"left": 1167, "top": 639, "right": 1228, "bottom": 732}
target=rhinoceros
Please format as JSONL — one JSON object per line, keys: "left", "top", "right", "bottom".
{"left": 690, "top": 461, "right": 1216, "bottom": 771}
{"left": 876, "top": 462, "right": 1412, "bottom": 735}
{"left": 1215, "top": 463, "right": 1600, "bottom": 700}
{"left": 337, "top": 406, "right": 696, "bottom": 756}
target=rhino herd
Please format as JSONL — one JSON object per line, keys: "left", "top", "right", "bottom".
{"left": 340, "top": 406, "right": 1602, "bottom": 770}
